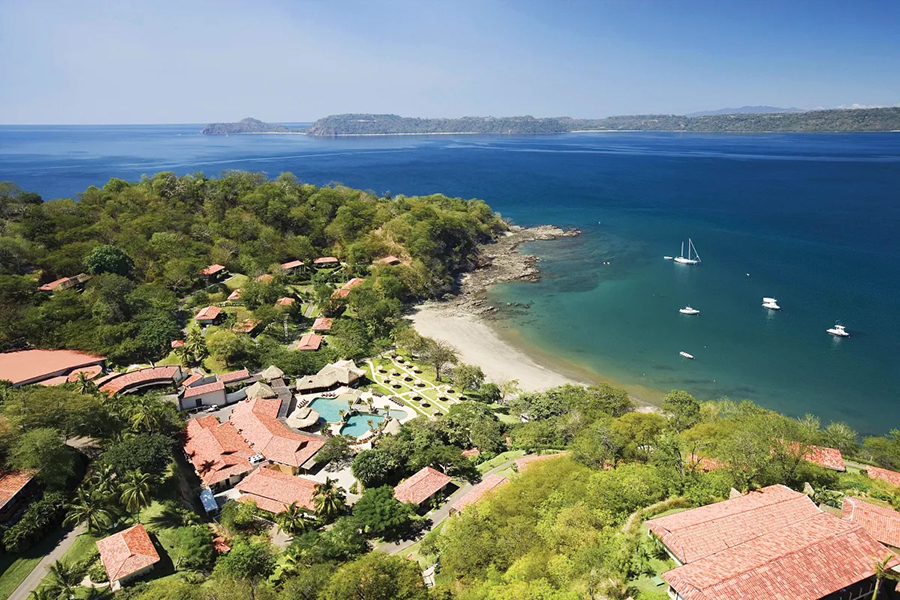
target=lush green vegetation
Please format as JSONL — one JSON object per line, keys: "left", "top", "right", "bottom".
{"left": 200, "top": 118, "right": 301, "bottom": 135}
{"left": 0, "top": 174, "right": 504, "bottom": 364}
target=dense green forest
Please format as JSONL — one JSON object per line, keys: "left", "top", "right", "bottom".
{"left": 214, "top": 107, "right": 900, "bottom": 136}
{"left": 0, "top": 174, "right": 504, "bottom": 364}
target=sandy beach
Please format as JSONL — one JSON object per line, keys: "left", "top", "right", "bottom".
{"left": 409, "top": 304, "right": 587, "bottom": 392}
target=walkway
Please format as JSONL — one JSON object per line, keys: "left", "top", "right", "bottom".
{"left": 8, "top": 524, "right": 86, "bottom": 600}
{"left": 364, "top": 356, "right": 461, "bottom": 420}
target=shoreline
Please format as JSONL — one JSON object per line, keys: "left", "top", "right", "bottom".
{"left": 407, "top": 224, "right": 662, "bottom": 408}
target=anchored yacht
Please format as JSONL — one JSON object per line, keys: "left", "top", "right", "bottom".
{"left": 674, "top": 239, "right": 701, "bottom": 265}
{"left": 679, "top": 306, "right": 700, "bottom": 315}
{"left": 679, "top": 351, "right": 694, "bottom": 359}
{"left": 827, "top": 323, "right": 850, "bottom": 337}
{"left": 762, "top": 297, "right": 780, "bottom": 310}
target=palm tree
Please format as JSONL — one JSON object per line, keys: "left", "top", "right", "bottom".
{"left": 872, "top": 554, "right": 899, "bottom": 599}
{"left": 64, "top": 488, "right": 113, "bottom": 534}
{"left": 119, "top": 469, "right": 153, "bottom": 523}
{"left": 313, "top": 477, "right": 347, "bottom": 523}
{"left": 128, "top": 397, "right": 170, "bottom": 433}
{"left": 74, "top": 371, "right": 99, "bottom": 396}
{"left": 277, "top": 502, "right": 311, "bottom": 535}
{"left": 367, "top": 419, "right": 375, "bottom": 431}
{"left": 39, "top": 561, "right": 80, "bottom": 600}
{"left": 90, "top": 464, "right": 117, "bottom": 496}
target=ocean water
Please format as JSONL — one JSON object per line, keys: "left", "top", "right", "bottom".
{"left": 2, "top": 125, "right": 899, "bottom": 432}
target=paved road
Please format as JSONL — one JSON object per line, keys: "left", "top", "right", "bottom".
{"left": 9, "top": 524, "right": 86, "bottom": 600}
{"left": 377, "top": 459, "right": 517, "bottom": 556}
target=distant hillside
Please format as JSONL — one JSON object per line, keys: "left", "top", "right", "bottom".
{"left": 306, "top": 114, "right": 572, "bottom": 136}
{"left": 200, "top": 117, "right": 301, "bottom": 135}
{"left": 686, "top": 105, "right": 807, "bottom": 117}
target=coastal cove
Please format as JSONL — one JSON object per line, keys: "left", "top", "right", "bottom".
{"left": 2, "top": 126, "right": 899, "bottom": 432}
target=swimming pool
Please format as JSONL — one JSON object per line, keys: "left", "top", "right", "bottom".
{"left": 308, "top": 397, "right": 407, "bottom": 430}
{"left": 340, "top": 413, "right": 386, "bottom": 437}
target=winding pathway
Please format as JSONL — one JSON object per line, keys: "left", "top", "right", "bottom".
{"left": 8, "top": 524, "right": 86, "bottom": 600}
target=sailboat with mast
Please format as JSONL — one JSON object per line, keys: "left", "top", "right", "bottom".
{"left": 674, "top": 239, "right": 701, "bottom": 265}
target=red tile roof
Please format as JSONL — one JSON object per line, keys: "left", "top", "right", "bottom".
{"left": 99, "top": 366, "right": 181, "bottom": 395}
{"left": 0, "top": 470, "right": 35, "bottom": 511}
{"left": 212, "top": 536, "right": 231, "bottom": 553}
{"left": 38, "top": 276, "right": 72, "bottom": 292}
{"left": 648, "top": 485, "right": 821, "bottom": 564}
{"left": 311, "top": 317, "right": 333, "bottom": 332}
{"left": 332, "top": 277, "right": 366, "bottom": 299}
{"left": 374, "top": 255, "right": 401, "bottom": 265}
{"left": 453, "top": 474, "right": 508, "bottom": 513}
{"left": 182, "top": 380, "right": 225, "bottom": 399}
{"left": 686, "top": 454, "right": 724, "bottom": 472}
{"left": 37, "top": 375, "right": 70, "bottom": 387}
{"left": 393, "top": 466, "right": 452, "bottom": 505}
{"left": 280, "top": 260, "right": 304, "bottom": 270}
{"left": 96, "top": 524, "right": 160, "bottom": 582}
{"left": 219, "top": 369, "right": 251, "bottom": 384}
{"left": 66, "top": 366, "right": 103, "bottom": 383}
{"left": 868, "top": 466, "right": 900, "bottom": 487}
{"left": 0, "top": 349, "right": 106, "bottom": 386}
{"left": 200, "top": 264, "right": 226, "bottom": 276}
{"left": 230, "top": 397, "right": 325, "bottom": 468}
{"left": 171, "top": 339, "right": 184, "bottom": 349}
{"left": 233, "top": 318, "right": 261, "bottom": 333}
{"left": 227, "top": 289, "right": 242, "bottom": 301}
{"left": 662, "top": 512, "right": 898, "bottom": 600}
{"left": 843, "top": 496, "right": 900, "bottom": 548}
{"left": 462, "top": 448, "right": 480, "bottom": 458}
{"left": 235, "top": 467, "right": 318, "bottom": 513}
{"left": 195, "top": 306, "right": 222, "bottom": 321}
{"left": 276, "top": 297, "right": 295, "bottom": 306}
{"left": 514, "top": 452, "right": 568, "bottom": 472}
{"left": 181, "top": 372, "right": 204, "bottom": 388}
{"left": 786, "top": 442, "right": 846, "bottom": 471}
{"left": 184, "top": 416, "right": 255, "bottom": 486}
{"left": 256, "top": 274, "right": 274, "bottom": 283}
{"left": 313, "top": 257, "right": 339, "bottom": 264}
{"left": 294, "top": 334, "right": 323, "bottom": 351}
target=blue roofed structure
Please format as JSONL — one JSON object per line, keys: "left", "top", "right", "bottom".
{"left": 199, "top": 489, "right": 219, "bottom": 514}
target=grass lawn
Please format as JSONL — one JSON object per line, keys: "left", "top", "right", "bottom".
{"left": 629, "top": 556, "right": 674, "bottom": 597}
{"left": 32, "top": 531, "right": 100, "bottom": 596}
{"left": 223, "top": 274, "right": 248, "bottom": 290}
{"left": 477, "top": 450, "right": 526, "bottom": 474}
{"left": 401, "top": 521, "right": 446, "bottom": 568}
{"left": 0, "top": 526, "right": 70, "bottom": 599}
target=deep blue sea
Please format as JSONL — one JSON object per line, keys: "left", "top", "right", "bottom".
{"left": 2, "top": 125, "right": 899, "bottom": 433}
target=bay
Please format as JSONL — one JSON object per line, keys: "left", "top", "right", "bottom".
{"left": 1, "top": 125, "right": 898, "bottom": 432}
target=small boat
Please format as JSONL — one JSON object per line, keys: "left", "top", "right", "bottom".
{"left": 679, "top": 306, "right": 700, "bottom": 315}
{"left": 674, "top": 239, "right": 701, "bottom": 265}
{"left": 663, "top": 256, "right": 673, "bottom": 260}
{"left": 680, "top": 351, "right": 694, "bottom": 359}
{"left": 762, "top": 297, "right": 780, "bottom": 310}
{"left": 827, "top": 323, "right": 850, "bottom": 337}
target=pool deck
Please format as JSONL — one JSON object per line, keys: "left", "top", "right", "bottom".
{"left": 289, "top": 386, "right": 416, "bottom": 440}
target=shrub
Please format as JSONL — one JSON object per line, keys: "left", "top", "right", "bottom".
{"left": 1, "top": 492, "right": 66, "bottom": 552}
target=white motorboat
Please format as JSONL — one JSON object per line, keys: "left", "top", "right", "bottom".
{"left": 679, "top": 351, "right": 694, "bottom": 359}
{"left": 762, "top": 297, "right": 777, "bottom": 303}
{"left": 827, "top": 323, "right": 850, "bottom": 337}
{"left": 763, "top": 301, "right": 780, "bottom": 310}
{"left": 663, "top": 256, "right": 673, "bottom": 260}
{"left": 674, "top": 239, "right": 701, "bottom": 265}
{"left": 679, "top": 306, "right": 700, "bottom": 315}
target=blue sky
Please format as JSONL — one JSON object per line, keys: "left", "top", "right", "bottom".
{"left": 1, "top": 0, "right": 898, "bottom": 124}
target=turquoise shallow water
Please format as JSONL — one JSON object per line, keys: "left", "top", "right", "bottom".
{"left": 2, "top": 126, "right": 899, "bottom": 432}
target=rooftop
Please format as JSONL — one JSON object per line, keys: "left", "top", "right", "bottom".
{"left": 182, "top": 380, "right": 225, "bottom": 399}
{"left": 788, "top": 442, "right": 846, "bottom": 471}
{"left": 647, "top": 485, "right": 820, "bottom": 564}
{"left": 276, "top": 297, "right": 295, "bottom": 306}
{"left": 374, "top": 255, "right": 401, "bottom": 265}
{"left": 281, "top": 260, "right": 304, "bottom": 270}
{"left": 184, "top": 416, "right": 254, "bottom": 486}
{"left": 868, "top": 466, "right": 900, "bottom": 488}
{"left": 0, "top": 470, "right": 35, "bottom": 511}
{"left": 195, "top": 305, "right": 222, "bottom": 321}
{"left": 453, "top": 474, "right": 508, "bottom": 513}
{"left": 200, "top": 264, "right": 226, "bottom": 276}
{"left": 313, "top": 257, "right": 339, "bottom": 264}
{"left": 256, "top": 274, "right": 274, "bottom": 283}
{"left": 233, "top": 318, "right": 261, "bottom": 334}
{"left": 295, "top": 360, "right": 365, "bottom": 392}
{"left": 235, "top": 467, "right": 318, "bottom": 513}
{"left": 311, "top": 317, "right": 333, "bottom": 331}
{"left": 66, "top": 365, "right": 104, "bottom": 383}
{"left": 99, "top": 366, "right": 182, "bottom": 395}
{"left": 96, "top": 524, "right": 160, "bottom": 582}
{"left": 0, "top": 349, "right": 106, "bottom": 386}
{"left": 230, "top": 397, "right": 325, "bottom": 468}
{"left": 38, "top": 276, "right": 72, "bottom": 292}
{"left": 842, "top": 496, "right": 900, "bottom": 548}
{"left": 219, "top": 369, "right": 251, "bottom": 384}
{"left": 294, "top": 333, "right": 323, "bottom": 351}
{"left": 227, "top": 289, "right": 242, "bottom": 301}
{"left": 393, "top": 466, "right": 452, "bottom": 505}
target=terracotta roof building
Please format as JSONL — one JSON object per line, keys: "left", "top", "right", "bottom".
{"left": 179, "top": 380, "right": 227, "bottom": 411}
{"left": 230, "top": 397, "right": 325, "bottom": 472}
{"left": 276, "top": 297, "right": 296, "bottom": 307}
{"left": 332, "top": 277, "right": 365, "bottom": 299}
{"left": 462, "top": 448, "right": 480, "bottom": 459}
{"left": 843, "top": 496, "right": 900, "bottom": 549}
{"left": 195, "top": 305, "right": 222, "bottom": 324}
{"left": 313, "top": 257, "right": 339, "bottom": 265}
{"left": 170, "top": 339, "right": 184, "bottom": 349}
{"left": 233, "top": 318, "right": 261, "bottom": 335}
{"left": 647, "top": 485, "right": 899, "bottom": 600}
{"left": 393, "top": 466, "right": 452, "bottom": 506}
{"left": 100, "top": 366, "right": 183, "bottom": 395}
{"left": 66, "top": 365, "right": 104, "bottom": 383}
{"left": 235, "top": 467, "right": 318, "bottom": 514}
{"left": 219, "top": 369, "right": 252, "bottom": 385}
{"left": 256, "top": 274, "right": 274, "bottom": 283}
{"left": 868, "top": 466, "right": 900, "bottom": 488}
{"left": 293, "top": 333, "right": 323, "bottom": 351}
{"left": 452, "top": 474, "right": 508, "bottom": 514}
{"left": 184, "top": 416, "right": 255, "bottom": 490}
{"left": 280, "top": 260, "right": 304, "bottom": 271}
{"left": 200, "top": 264, "right": 226, "bottom": 277}
{"left": 227, "top": 289, "right": 242, "bottom": 302}
{"left": 0, "top": 470, "right": 37, "bottom": 524}
{"left": 785, "top": 442, "right": 846, "bottom": 472}
{"left": 96, "top": 524, "right": 160, "bottom": 591}
{"left": 0, "top": 349, "right": 106, "bottom": 387}
{"left": 373, "top": 255, "right": 402, "bottom": 266}
{"left": 311, "top": 317, "right": 333, "bottom": 332}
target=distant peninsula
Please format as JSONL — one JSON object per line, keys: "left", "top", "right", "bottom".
{"left": 201, "top": 107, "right": 900, "bottom": 136}
{"left": 200, "top": 117, "right": 302, "bottom": 135}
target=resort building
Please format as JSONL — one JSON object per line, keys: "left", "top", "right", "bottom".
{"left": 184, "top": 415, "right": 255, "bottom": 491}
{"left": 233, "top": 318, "right": 262, "bottom": 336}
{"left": 276, "top": 297, "right": 296, "bottom": 307}
{"left": 868, "top": 466, "right": 900, "bottom": 488}
{"left": 235, "top": 466, "right": 318, "bottom": 514}
{"left": 373, "top": 255, "right": 402, "bottom": 266}
{"left": 259, "top": 365, "right": 285, "bottom": 382}
{"left": 280, "top": 259, "right": 304, "bottom": 274}
{"left": 451, "top": 474, "right": 508, "bottom": 515}
{"left": 647, "top": 485, "right": 899, "bottom": 600}
{"left": 226, "top": 289, "right": 242, "bottom": 302}
{"left": 313, "top": 256, "right": 339, "bottom": 267}
{"left": 230, "top": 397, "right": 325, "bottom": 474}
{"left": 219, "top": 369, "right": 252, "bottom": 386}
{"left": 311, "top": 317, "right": 333, "bottom": 333}
{"left": 99, "top": 366, "right": 184, "bottom": 395}
{"left": 38, "top": 273, "right": 90, "bottom": 293}
{"left": 0, "top": 470, "right": 38, "bottom": 524}
{"left": 0, "top": 349, "right": 106, "bottom": 387}
{"left": 256, "top": 273, "right": 274, "bottom": 283}
{"left": 96, "top": 524, "right": 160, "bottom": 591}
{"left": 295, "top": 360, "right": 365, "bottom": 393}
{"left": 195, "top": 305, "right": 223, "bottom": 326}
{"left": 178, "top": 380, "right": 226, "bottom": 411}
{"left": 293, "top": 333, "right": 323, "bottom": 351}
{"left": 393, "top": 466, "right": 452, "bottom": 509}
{"left": 332, "top": 277, "right": 365, "bottom": 299}
{"left": 789, "top": 442, "right": 846, "bottom": 472}
{"left": 842, "top": 496, "right": 900, "bottom": 549}
{"left": 199, "top": 264, "right": 227, "bottom": 281}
